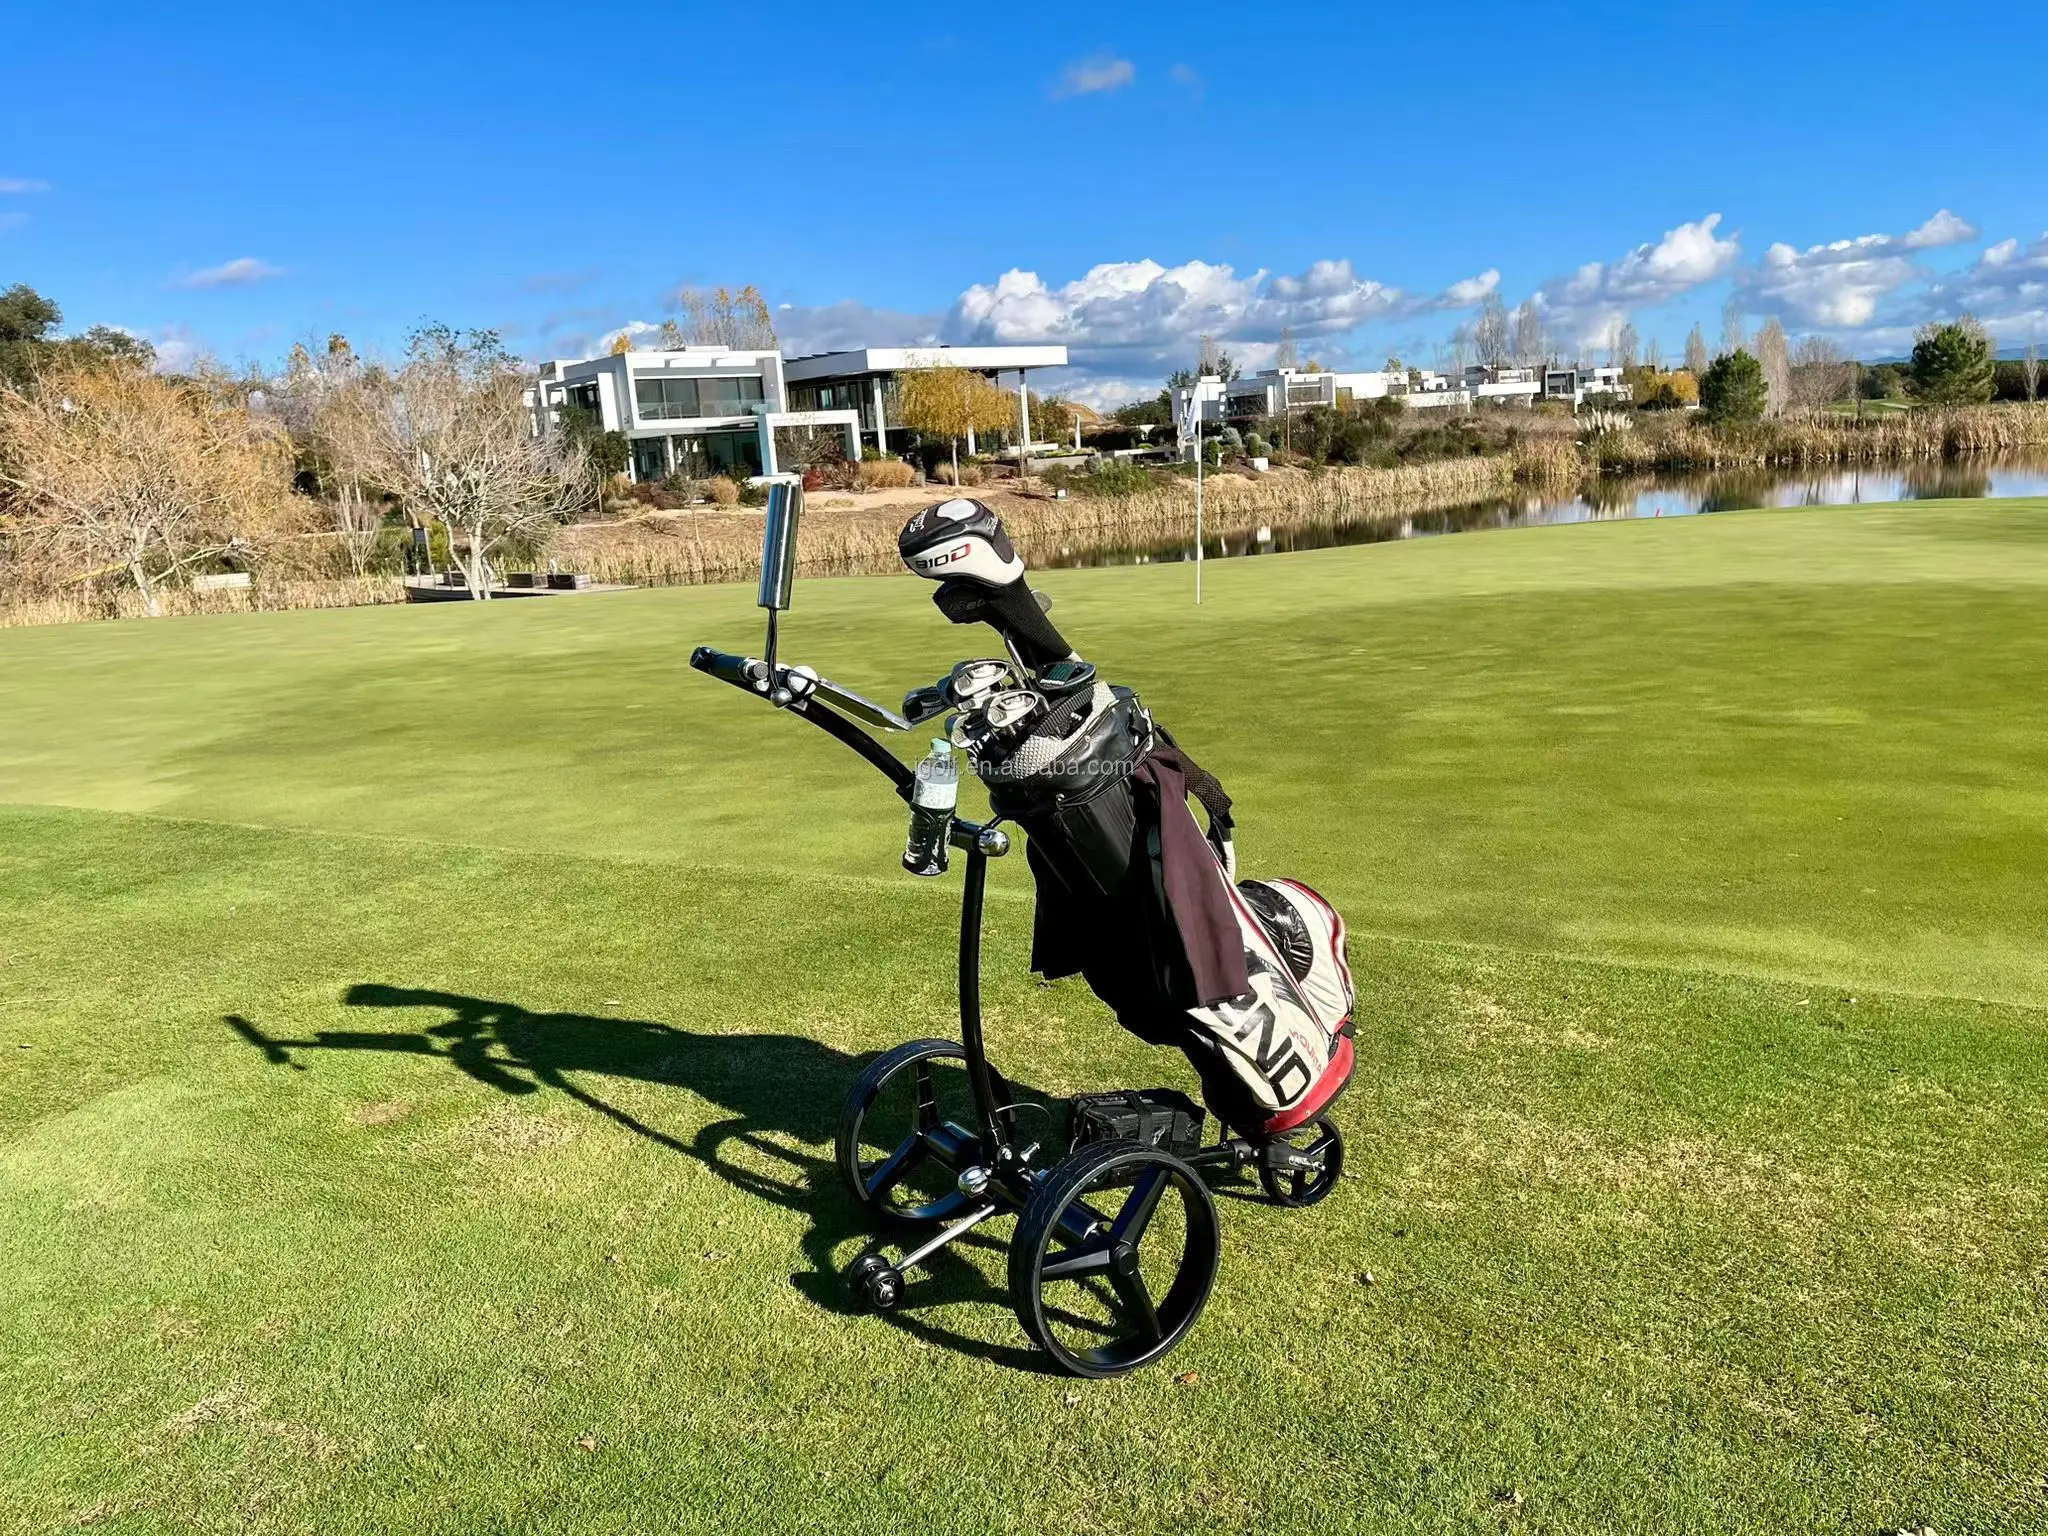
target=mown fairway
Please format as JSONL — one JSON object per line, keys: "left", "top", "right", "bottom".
{"left": 2, "top": 500, "right": 2045, "bottom": 1534}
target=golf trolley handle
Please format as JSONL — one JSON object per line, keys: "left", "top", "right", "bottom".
{"left": 690, "top": 645, "right": 913, "bottom": 793}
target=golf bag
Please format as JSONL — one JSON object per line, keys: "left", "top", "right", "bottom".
{"left": 980, "top": 682, "right": 1356, "bottom": 1139}
{"left": 900, "top": 497, "right": 1356, "bottom": 1140}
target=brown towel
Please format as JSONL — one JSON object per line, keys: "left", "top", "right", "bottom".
{"left": 1134, "top": 750, "right": 1250, "bottom": 1007}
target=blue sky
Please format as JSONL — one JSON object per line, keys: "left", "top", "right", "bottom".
{"left": 3, "top": 1, "right": 2044, "bottom": 402}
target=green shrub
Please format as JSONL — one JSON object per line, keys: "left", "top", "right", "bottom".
{"left": 1082, "top": 459, "right": 1156, "bottom": 496}
{"left": 1701, "top": 351, "right": 1768, "bottom": 423}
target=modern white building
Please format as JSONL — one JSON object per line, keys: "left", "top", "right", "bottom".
{"left": 783, "top": 344, "right": 1068, "bottom": 457}
{"left": 532, "top": 342, "right": 1071, "bottom": 481}
{"left": 530, "top": 347, "right": 860, "bottom": 483}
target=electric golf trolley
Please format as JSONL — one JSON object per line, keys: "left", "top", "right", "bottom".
{"left": 691, "top": 484, "right": 1356, "bottom": 1378}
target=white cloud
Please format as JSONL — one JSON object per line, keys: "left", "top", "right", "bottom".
{"left": 143, "top": 325, "right": 205, "bottom": 374}
{"left": 1533, "top": 214, "right": 1741, "bottom": 342}
{"left": 1936, "top": 232, "right": 2048, "bottom": 341}
{"left": 1437, "top": 269, "right": 1500, "bottom": 307}
{"left": 1052, "top": 53, "right": 1135, "bottom": 98}
{"left": 0, "top": 177, "right": 52, "bottom": 194}
{"left": 175, "top": 256, "right": 285, "bottom": 290}
{"left": 945, "top": 255, "right": 1422, "bottom": 377}
{"left": 1901, "top": 208, "right": 1978, "bottom": 250}
{"left": 597, "top": 319, "right": 663, "bottom": 352}
{"left": 1739, "top": 209, "right": 1977, "bottom": 328}
{"left": 1168, "top": 63, "right": 1204, "bottom": 99}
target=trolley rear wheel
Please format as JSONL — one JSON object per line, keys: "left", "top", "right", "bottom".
{"left": 1009, "top": 1140, "right": 1220, "bottom": 1378}
{"left": 836, "top": 1038, "right": 1010, "bottom": 1225}
{"left": 1258, "top": 1114, "right": 1344, "bottom": 1208}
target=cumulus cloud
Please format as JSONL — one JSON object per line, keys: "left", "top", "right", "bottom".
{"left": 175, "top": 257, "right": 285, "bottom": 290}
{"left": 1901, "top": 208, "right": 1978, "bottom": 250}
{"left": 0, "top": 177, "right": 52, "bottom": 194}
{"left": 1533, "top": 214, "right": 1741, "bottom": 342}
{"left": 1740, "top": 209, "right": 1977, "bottom": 327}
{"left": 944, "top": 255, "right": 1426, "bottom": 376}
{"left": 1933, "top": 232, "right": 2048, "bottom": 339}
{"left": 1437, "top": 269, "right": 1500, "bottom": 308}
{"left": 1053, "top": 53, "right": 1135, "bottom": 98}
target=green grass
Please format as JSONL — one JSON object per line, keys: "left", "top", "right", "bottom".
{"left": 2, "top": 499, "right": 2045, "bottom": 1534}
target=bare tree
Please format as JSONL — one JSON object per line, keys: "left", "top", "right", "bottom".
{"left": 1790, "top": 335, "right": 1848, "bottom": 412}
{"left": 2025, "top": 340, "right": 2041, "bottom": 403}
{"left": 1275, "top": 326, "right": 1298, "bottom": 371}
{"left": 1645, "top": 335, "right": 1663, "bottom": 373}
{"left": 0, "top": 356, "right": 298, "bottom": 613}
{"left": 1449, "top": 323, "right": 1473, "bottom": 373}
{"left": 270, "top": 335, "right": 390, "bottom": 578}
{"left": 1473, "top": 292, "right": 1511, "bottom": 369}
{"left": 1512, "top": 301, "right": 1544, "bottom": 368}
{"left": 326, "top": 327, "right": 590, "bottom": 598}
{"left": 1754, "top": 317, "right": 1792, "bottom": 416}
{"left": 673, "top": 285, "right": 778, "bottom": 350}
{"left": 1685, "top": 324, "right": 1709, "bottom": 377}
{"left": 1611, "top": 320, "right": 1640, "bottom": 373}
{"left": 1720, "top": 297, "right": 1747, "bottom": 358}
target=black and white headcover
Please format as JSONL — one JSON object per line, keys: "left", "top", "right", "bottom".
{"left": 897, "top": 498, "right": 1026, "bottom": 589}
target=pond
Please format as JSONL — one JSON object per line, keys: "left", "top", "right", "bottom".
{"left": 1044, "top": 454, "right": 2048, "bottom": 568}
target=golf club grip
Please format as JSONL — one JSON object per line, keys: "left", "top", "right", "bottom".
{"left": 690, "top": 646, "right": 760, "bottom": 688}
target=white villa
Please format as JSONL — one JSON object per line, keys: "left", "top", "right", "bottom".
{"left": 530, "top": 343, "right": 1068, "bottom": 483}
{"left": 1171, "top": 360, "right": 1632, "bottom": 430}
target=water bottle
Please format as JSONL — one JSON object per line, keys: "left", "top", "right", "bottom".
{"left": 902, "top": 737, "right": 958, "bottom": 877}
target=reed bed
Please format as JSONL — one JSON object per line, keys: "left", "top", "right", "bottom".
{"left": 1527, "top": 403, "right": 2048, "bottom": 480}
{"left": 556, "top": 459, "right": 1519, "bottom": 591}
{"left": 0, "top": 576, "right": 406, "bottom": 628}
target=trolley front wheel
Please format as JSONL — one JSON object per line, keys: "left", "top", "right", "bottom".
{"left": 1258, "top": 1114, "right": 1344, "bottom": 1208}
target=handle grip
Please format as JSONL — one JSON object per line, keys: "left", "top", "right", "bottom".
{"left": 690, "top": 646, "right": 767, "bottom": 689}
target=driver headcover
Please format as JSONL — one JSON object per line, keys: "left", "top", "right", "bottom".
{"left": 897, "top": 498, "right": 1025, "bottom": 587}
{"left": 898, "top": 499, "right": 1074, "bottom": 667}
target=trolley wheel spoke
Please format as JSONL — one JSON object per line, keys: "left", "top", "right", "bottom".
{"left": 1038, "top": 1243, "right": 1113, "bottom": 1281}
{"left": 862, "top": 1135, "right": 925, "bottom": 1201}
{"left": 912, "top": 1061, "right": 939, "bottom": 1131}
{"left": 1112, "top": 1164, "right": 1169, "bottom": 1243}
{"left": 1110, "top": 1271, "right": 1162, "bottom": 1342}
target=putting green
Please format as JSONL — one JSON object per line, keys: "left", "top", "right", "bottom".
{"left": 2, "top": 500, "right": 2044, "bottom": 1534}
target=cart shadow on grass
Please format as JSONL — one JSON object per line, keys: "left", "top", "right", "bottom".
{"left": 222, "top": 985, "right": 1066, "bottom": 1372}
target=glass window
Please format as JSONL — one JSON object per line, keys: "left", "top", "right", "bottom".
{"left": 695, "top": 376, "right": 765, "bottom": 417}
{"left": 630, "top": 437, "right": 669, "bottom": 481}
{"left": 634, "top": 377, "right": 699, "bottom": 420}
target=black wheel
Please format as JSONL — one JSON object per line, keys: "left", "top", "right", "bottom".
{"left": 1258, "top": 1114, "right": 1344, "bottom": 1208}
{"left": 836, "top": 1038, "right": 1010, "bottom": 1225}
{"left": 1009, "top": 1140, "right": 1220, "bottom": 1378}
{"left": 845, "top": 1252, "right": 905, "bottom": 1312}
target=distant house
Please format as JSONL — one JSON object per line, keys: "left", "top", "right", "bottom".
{"left": 782, "top": 345, "right": 1068, "bottom": 458}
{"left": 531, "top": 342, "right": 1069, "bottom": 482}
{"left": 1540, "top": 363, "right": 1632, "bottom": 406}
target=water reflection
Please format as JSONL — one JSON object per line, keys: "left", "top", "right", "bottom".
{"left": 1047, "top": 455, "right": 2048, "bottom": 569}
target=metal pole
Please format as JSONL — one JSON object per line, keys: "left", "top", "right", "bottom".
{"left": 1194, "top": 398, "right": 1204, "bottom": 605}
{"left": 956, "top": 845, "right": 1007, "bottom": 1149}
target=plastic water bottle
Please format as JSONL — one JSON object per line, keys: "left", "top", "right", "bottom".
{"left": 902, "top": 738, "right": 958, "bottom": 877}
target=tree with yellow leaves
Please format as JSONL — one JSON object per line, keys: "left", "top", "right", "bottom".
{"left": 895, "top": 364, "right": 1011, "bottom": 486}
